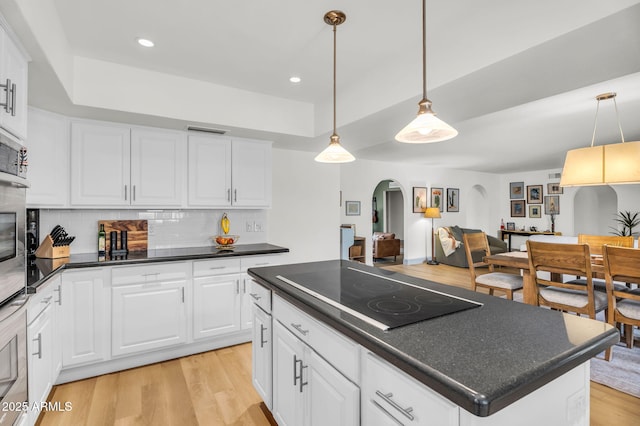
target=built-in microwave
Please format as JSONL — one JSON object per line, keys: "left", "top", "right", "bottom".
{"left": 0, "top": 174, "right": 26, "bottom": 307}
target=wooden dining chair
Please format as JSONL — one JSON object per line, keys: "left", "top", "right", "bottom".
{"left": 526, "top": 240, "right": 607, "bottom": 320}
{"left": 602, "top": 245, "right": 640, "bottom": 360}
{"left": 462, "top": 232, "right": 523, "bottom": 300}
{"left": 567, "top": 234, "right": 635, "bottom": 292}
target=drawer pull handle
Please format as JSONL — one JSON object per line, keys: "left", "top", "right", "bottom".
{"left": 371, "top": 399, "right": 404, "bottom": 426}
{"left": 250, "top": 293, "right": 262, "bottom": 301}
{"left": 41, "top": 296, "right": 53, "bottom": 304}
{"left": 209, "top": 266, "right": 227, "bottom": 270}
{"left": 254, "top": 262, "right": 270, "bottom": 266}
{"left": 32, "top": 333, "right": 42, "bottom": 359}
{"left": 54, "top": 285, "right": 62, "bottom": 305}
{"left": 293, "top": 354, "right": 302, "bottom": 386}
{"left": 299, "top": 363, "right": 308, "bottom": 393}
{"left": 291, "top": 323, "right": 309, "bottom": 336}
{"left": 260, "top": 324, "right": 268, "bottom": 348}
{"left": 375, "top": 391, "right": 414, "bottom": 421}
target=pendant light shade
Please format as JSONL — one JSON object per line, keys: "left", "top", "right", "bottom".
{"left": 560, "top": 93, "right": 640, "bottom": 186}
{"left": 315, "top": 11, "right": 355, "bottom": 163}
{"left": 395, "top": 0, "right": 457, "bottom": 144}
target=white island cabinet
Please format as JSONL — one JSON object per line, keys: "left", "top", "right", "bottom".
{"left": 271, "top": 295, "right": 359, "bottom": 426}
{"left": 249, "top": 278, "right": 273, "bottom": 409}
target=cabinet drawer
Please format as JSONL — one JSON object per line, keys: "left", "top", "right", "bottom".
{"left": 112, "top": 262, "right": 188, "bottom": 286}
{"left": 27, "top": 277, "right": 58, "bottom": 323}
{"left": 248, "top": 278, "right": 271, "bottom": 313}
{"left": 273, "top": 295, "right": 359, "bottom": 382}
{"left": 241, "top": 255, "right": 280, "bottom": 271}
{"left": 193, "top": 258, "right": 241, "bottom": 277}
{"left": 361, "top": 351, "right": 458, "bottom": 426}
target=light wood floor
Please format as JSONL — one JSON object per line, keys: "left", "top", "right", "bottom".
{"left": 37, "top": 263, "right": 640, "bottom": 426}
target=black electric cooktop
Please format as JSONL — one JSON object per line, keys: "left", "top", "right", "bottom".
{"left": 277, "top": 266, "right": 481, "bottom": 330}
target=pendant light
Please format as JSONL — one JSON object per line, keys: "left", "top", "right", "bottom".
{"left": 395, "top": 0, "right": 457, "bottom": 143}
{"left": 315, "top": 11, "right": 355, "bottom": 163}
{"left": 560, "top": 92, "right": 640, "bottom": 187}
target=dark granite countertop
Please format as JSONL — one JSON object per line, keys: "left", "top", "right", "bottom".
{"left": 27, "top": 243, "right": 288, "bottom": 291}
{"left": 247, "top": 259, "right": 618, "bottom": 417}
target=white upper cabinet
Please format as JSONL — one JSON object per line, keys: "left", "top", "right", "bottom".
{"left": 0, "top": 24, "right": 28, "bottom": 142}
{"left": 26, "top": 108, "right": 70, "bottom": 207}
{"left": 70, "top": 121, "right": 186, "bottom": 207}
{"left": 130, "top": 128, "right": 186, "bottom": 206}
{"left": 70, "top": 121, "right": 131, "bottom": 206}
{"left": 188, "top": 133, "right": 272, "bottom": 208}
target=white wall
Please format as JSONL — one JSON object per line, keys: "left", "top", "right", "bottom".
{"left": 339, "top": 159, "right": 501, "bottom": 265}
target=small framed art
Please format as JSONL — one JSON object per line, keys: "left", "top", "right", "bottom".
{"left": 446, "top": 188, "right": 459, "bottom": 212}
{"left": 506, "top": 222, "right": 516, "bottom": 230}
{"left": 430, "top": 187, "right": 443, "bottom": 212}
{"left": 345, "top": 201, "right": 360, "bottom": 216}
{"left": 413, "top": 187, "right": 427, "bottom": 213}
{"left": 511, "top": 200, "right": 525, "bottom": 217}
{"left": 510, "top": 182, "right": 524, "bottom": 199}
{"left": 547, "top": 182, "right": 563, "bottom": 194}
{"left": 544, "top": 196, "right": 560, "bottom": 215}
{"left": 527, "top": 185, "right": 543, "bottom": 204}
{"left": 529, "top": 204, "right": 541, "bottom": 218}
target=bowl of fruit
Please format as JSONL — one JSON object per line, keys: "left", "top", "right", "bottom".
{"left": 213, "top": 235, "right": 239, "bottom": 249}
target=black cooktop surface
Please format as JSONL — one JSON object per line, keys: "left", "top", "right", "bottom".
{"left": 277, "top": 266, "right": 481, "bottom": 330}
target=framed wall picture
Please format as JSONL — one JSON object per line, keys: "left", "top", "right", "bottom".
{"left": 529, "top": 205, "right": 542, "bottom": 218}
{"left": 547, "top": 182, "right": 563, "bottom": 194}
{"left": 544, "top": 196, "right": 560, "bottom": 215}
{"left": 412, "top": 187, "right": 427, "bottom": 213}
{"left": 511, "top": 200, "right": 525, "bottom": 217}
{"left": 526, "top": 185, "right": 543, "bottom": 204}
{"left": 446, "top": 188, "right": 459, "bottom": 212}
{"left": 430, "top": 187, "right": 443, "bottom": 212}
{"left": 510, "top": 182, "right": 524, "bottom": 199}
{"left": 506, "top": 222, "right": 516, "bottom": 230}
{"left": 345, "top": 201, "right": 360, "bottom": 216}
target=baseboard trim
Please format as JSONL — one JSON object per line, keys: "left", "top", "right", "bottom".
{"left": 404, "top": 257, "right": 427, "bottom": 265}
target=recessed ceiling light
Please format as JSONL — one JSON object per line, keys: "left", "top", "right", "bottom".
{"left": 137, "top": 38, "right": 155, "bottom": 47}
{"left": 289, "top": 76, "right": 301, "bottom": 84}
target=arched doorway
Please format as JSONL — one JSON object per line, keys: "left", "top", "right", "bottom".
{"left": 372, "top": 180, "right": 404, "bottom": 264}
{"left": 573, "top": 186, "right": 617, "bottom": 235}
{"left": 467, "top": 184, "right": 490, "bottom": 230}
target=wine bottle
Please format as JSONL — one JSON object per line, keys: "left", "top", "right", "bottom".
{"left": 98, "top": 224, "right": 106, "bottom": 256}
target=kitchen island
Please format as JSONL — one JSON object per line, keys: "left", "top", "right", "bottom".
{"left": 248, "top": 260, "right": 618, "bottom": 424}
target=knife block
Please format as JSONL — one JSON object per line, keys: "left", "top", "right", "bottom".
{"left": 35, "top": 235, "right": 70, "bottom": 259}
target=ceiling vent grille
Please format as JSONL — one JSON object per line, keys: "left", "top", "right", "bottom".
{"left": 548, "top": 172, "right": 561, "bottom": 179}
{"left": 187, "top": 126, "right": 227, "bottom": 135}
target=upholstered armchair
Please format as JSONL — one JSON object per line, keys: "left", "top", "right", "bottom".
{"left": 372, "top": 232, "right": 401, "bottom": 261}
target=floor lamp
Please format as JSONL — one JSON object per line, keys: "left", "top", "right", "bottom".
{"left": 424, "top": 207, "right": 441, "bottom": 265}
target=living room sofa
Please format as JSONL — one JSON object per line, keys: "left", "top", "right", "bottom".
{"left": 434, "top": 226, "right": 507, "bottom": 267}
{"left": 372, "top": 232, "right": 401, "bottom": 261}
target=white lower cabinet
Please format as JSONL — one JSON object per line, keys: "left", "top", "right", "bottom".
{"left": 111, "top": 263, "right": 188, "bottom": 356}
{"left": 272, "top": 320, "right": 359, "bottom": 426}
{"left": 252, "top": 303, "right": 272, "bottom": 409}
{"left": 361, "top": 351, "right": 459, "bottom": 426}
{"left": 60, "top": 269, "right": 109, "bottom": 367}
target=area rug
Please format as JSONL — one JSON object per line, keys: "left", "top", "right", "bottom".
{"left": 590, "top": 342, "right": 640, "bottom": 398}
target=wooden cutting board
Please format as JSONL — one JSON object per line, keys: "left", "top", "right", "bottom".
{"left": 98, "top": 220, "right": 148, "bottom": 252}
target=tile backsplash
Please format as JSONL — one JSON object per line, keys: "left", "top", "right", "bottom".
{"left": 38, "top": 209, "right": 268, "bottom": 254}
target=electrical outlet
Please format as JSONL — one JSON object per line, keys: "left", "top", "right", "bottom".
{"left": 254, "top": 220, "right": 264, "bottom": 232}
{"left": 245, "top": 221, "right": 253, "bottom": 232}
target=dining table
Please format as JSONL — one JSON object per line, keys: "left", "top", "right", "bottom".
{"left": 484, "top": 251, "right": 605, "bottom": 305}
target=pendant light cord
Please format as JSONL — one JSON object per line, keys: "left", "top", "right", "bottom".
{"left": 422, "top": 0, "right": 427, "bottom": 102}
{"left": 333, "top": 23, "right": 337, "bottom": 137}
{"left": 590, "top": 95, "right": 626, "bottom": 147}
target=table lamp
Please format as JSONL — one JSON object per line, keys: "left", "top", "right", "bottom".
{"left": 424, "top": 207, "right": 441, "bottom": 265}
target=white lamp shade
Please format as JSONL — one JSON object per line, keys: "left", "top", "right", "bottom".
{"left": 604, "top": 141, "right": 640, "bottom": 184}
{"left": 560, "top": 146, "right": 604, "bottom": 187}
{"left": 314, "top": 136, "right": 355, "bottom": 163}
{"left": 395, "top": 112, "right": 458, "bottom": 143}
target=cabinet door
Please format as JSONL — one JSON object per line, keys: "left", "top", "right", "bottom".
{"left": 112, "top": 280, "right": 187, "bottom": 356}
{"left": 187, "top": 134, "right": 232, "bottom": 206}
{"left": 51, "top": 277, "right": 63, "bottom": 378}
{"left": 272, "top": 321, "right": 304, "bottom": 426}
{"left": 0, "top": 27, "right": 28, "bottom": 141}
{"left": 28, "top": 304, "right": 53, "bottom": 412}
{"left": 192, "top": 274, "right": 241, "bottom": 340}
{"left": 26, "top": 108, "right": 70, "bottom": 207}
{"left": 231, "top": 138, "right": 272, "bottom": 207}
{"left": 252, "top": 305, "right": 272, "bottom": 409}
{"left": 61, "top": 269, "right": 109, "bottom": 367}
{"left": 240, "top": 274, "right": 253, "bottom": 330}
{"left": 306, "top": 349, "right": 359, "bottom": 426}
{"left": 131, "top": 128, "right": 186, "bottom": 206}
{"left": 70, "top": 122, "right": 131, "bottom": 206}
